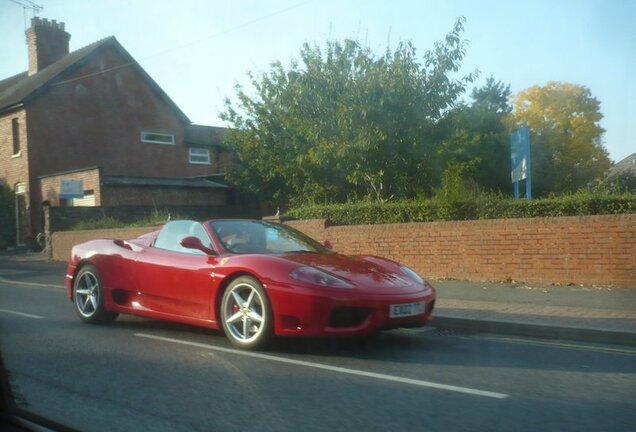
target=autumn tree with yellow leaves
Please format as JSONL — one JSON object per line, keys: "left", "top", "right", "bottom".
{"left": 506, "top": 82, "right": 610, "bottom": 196}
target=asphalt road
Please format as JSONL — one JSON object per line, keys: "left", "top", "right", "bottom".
{"left": 0, "top": 260, "right": 635, "bottom": 432}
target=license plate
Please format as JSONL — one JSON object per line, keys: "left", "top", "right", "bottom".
{"left": 389, "top": 301, "right": 425, "bottom": 318}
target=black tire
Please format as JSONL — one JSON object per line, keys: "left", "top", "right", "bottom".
{"left": 73, "top": 265, "right": 118, "bottom": 324}
{"left": 220, "top": 276, "right": 273, "bottom": 350}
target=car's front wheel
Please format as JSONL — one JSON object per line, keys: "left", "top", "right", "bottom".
{"left": 73, "top": 265, "right": 118, "bottom": 324}
{"left": 220, "top": 276, "right": 273, "bottom": 350}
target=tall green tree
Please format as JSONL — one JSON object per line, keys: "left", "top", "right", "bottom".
{"left": 506, "top": 82, "right": 610, "bottom": 196}
{"left": 437, "top": 77, "right": 512, "bottom": 193}
{"left": 222, "top": 18, "right": 476, "bottom": 205}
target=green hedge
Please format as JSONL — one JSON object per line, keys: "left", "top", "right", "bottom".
{"left": 288, "top": 193, "right": 636, "bottom": 225}
{"left": 67, "top": 210, "right": 180, "bottom": 231}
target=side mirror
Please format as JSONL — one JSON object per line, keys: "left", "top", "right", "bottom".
{"left": 180, "top": 236, "right": 216, "bottom": 255}
{"left": 323, "top": 240, "right": 333, "bottom": 250}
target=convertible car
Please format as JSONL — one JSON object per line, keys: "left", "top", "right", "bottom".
{"left": 65, "top": 219, "right": 436, "bottom": 349}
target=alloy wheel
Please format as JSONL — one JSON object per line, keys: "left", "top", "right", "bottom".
{"left": 223, "top": 282, "right": 266, "bottom": 344}
{"left": 75, "top": 271, "right": 99, "bottom": 318}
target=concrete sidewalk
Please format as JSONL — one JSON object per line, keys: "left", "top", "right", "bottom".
{"left": 432, "top": 280, "right": 636, "bottom": 346}
{"left": 1, "top": 253, "right": 634, "bottom": 346}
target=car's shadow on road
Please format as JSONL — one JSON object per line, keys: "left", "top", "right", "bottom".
{"left": 269, "top": 330, "right": 448, "bottom": 357}
{"left": 105, "top": 316, "right": 634, "bottom": 374}
{"left": 110, "top": 315, "right": 224, "bottom": 336}
{"left": 109, "top": 316, "right": 471, "bottom": 362}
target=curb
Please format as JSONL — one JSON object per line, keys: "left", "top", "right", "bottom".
{"left": 433, "top": 316, "right": 636, "bottom": 347}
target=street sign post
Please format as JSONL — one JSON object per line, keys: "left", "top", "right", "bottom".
{"left": 511, "top": 126, "right": 532, "bottom": 199}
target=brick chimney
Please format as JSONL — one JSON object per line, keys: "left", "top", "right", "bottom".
{"left": 26, "top": 17, "right": 71, "bottom": 76}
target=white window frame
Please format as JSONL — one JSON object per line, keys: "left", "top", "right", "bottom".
{"left": 14, "top": 182, "right": 26, "bottom": 194}
{"left": 189, "top": 147, "right": 211, "bottom": 165}
{"left": 141, "top": 130, "right": 175, "bottom": 145}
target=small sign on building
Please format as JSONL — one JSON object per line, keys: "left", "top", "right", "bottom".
{"left": 60, "top": 179, "right": 84, "bottom": 199}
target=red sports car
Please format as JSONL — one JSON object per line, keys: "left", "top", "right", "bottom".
{"left": 65, "top": 219, "right": 436, "bottom": 349}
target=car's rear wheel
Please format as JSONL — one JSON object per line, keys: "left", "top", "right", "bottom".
{"left": 73, "top": 265, "right": 118, "bottom": 324}
{"left": 220, "top": 276, "right": 272, "bottom": 350}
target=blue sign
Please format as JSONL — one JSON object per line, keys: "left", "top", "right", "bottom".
{"left": 60, "top": 179, "right": 84, "bottom": 199}
{"left": 510, "top": 127, "right": 532, "bottom": 199}
{"left": 511, "top": 127, "right": 530, "bottom": 182}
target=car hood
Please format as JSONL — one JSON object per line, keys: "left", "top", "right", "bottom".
{"left": 282, "top": 252, "right": 421, "bottom": 293}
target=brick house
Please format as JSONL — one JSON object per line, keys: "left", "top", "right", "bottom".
{"left": 0, "top": 18, "right": 233, "bottom": 245}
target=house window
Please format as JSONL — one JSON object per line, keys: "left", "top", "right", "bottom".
{"left": 141, "top": 130, "right": 175, "bottom": 145}
{"left": 189, "top": 147, "right": 211, "bottom": 165}
{"left": 12, "top": 118, "right": 20, "bottom": 155}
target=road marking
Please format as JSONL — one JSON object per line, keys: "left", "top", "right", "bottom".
{"left": 392, "top": 327, "right": 435, "bottom": 335}
{"left": 135, "top": 333, "right": 509, "bottom": 399}
{"left": 0, "top": 308, "right": 45, "bottom": 319}
{"left": 463, "top": 334, "right": 636, "bottom": 356}
{"left": 0, "top": 277, "right": 65, "bottom": 290}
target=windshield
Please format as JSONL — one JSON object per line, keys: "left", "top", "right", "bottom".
{"left": 208, "top": 220, "right": 328, "bottom": 254}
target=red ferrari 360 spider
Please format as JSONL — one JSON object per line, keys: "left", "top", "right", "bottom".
{"left": 66, "top": 219, "right": 436, "bottom": 349}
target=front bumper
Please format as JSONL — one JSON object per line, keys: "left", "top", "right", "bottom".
{"left": 267, "top": 282, "right": 436, "bottom": 337}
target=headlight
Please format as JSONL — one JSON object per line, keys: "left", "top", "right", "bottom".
{"left": 400, "top": 265, "right": 425, "bottom": 285}
{"left": 290, "top": 266, "right": 354, "bottom": 288}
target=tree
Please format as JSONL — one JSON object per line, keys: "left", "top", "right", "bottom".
{"left": 506, "top": 82, "right": 610, "bottom": 196}
{"left": 221, "top": 18, "right": 476, "bottom": 205}
{"left": 471, "top": 76, "right": 512, "bottom": 115}
{"left": 437, "top": 77, "right": 512, "bottom": 193}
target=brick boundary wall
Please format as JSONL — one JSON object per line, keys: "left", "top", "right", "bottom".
{"left": 52, "top": 226, "right": 160, "bottom": 262}
{"left": 51, "top": 214, "right": 636, "bottom": 287}
{"left": 287, "top": 214, "right": 636, "bottom": 287}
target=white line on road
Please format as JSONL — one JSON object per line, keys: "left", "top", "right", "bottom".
{"left": 464, "top": 334, "right": 636, "bottom": 356}
{"left": 0, "top": 308, "right": 45, "bottom": 319}
{"left": 0, "top": 277, "right": 65, "bottom": 290}
{"left": 135, "top": 333, "right": 509, "bottom": 399}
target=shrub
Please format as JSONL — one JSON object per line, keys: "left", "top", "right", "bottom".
{"left": 67, "top": 209, "right": 181, "bottom": 231}
{"left": 288, "top": 192, "right": 636, "bottom": 225}
{"left": 69, "top": 216, "right": 129, "bottom": 231}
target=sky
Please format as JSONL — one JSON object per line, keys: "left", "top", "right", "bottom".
{"left": 1, "top": 0, "right": 634, "bottom": 162}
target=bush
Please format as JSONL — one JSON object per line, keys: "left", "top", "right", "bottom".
{"left": 69, "top": 216, "right": 129, "bottom": 231}
{"left": 288, "top": 192, "right": 636, "bottom": 225}
{"left": 594, "top": 171, "right": 636, "bottom": 194}
{"left": 67, "top": 209, "right": 180, "bottom": 231}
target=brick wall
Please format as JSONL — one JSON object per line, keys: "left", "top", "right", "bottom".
{"left": 52, "top": 226, "right": 161, "bottom": 261}
{"left": 24, "top": 45, "right": 211, "bottom": 181}
{"left": 287, "top": 215, "right": 636, "bottom": 287}
{"left": 0, "top": 109, "right": 29, "bottom": 189}
{"left": 0, "top": 109, "right": 31, "bottom": 241}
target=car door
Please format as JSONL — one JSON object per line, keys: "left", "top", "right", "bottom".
{"left": 134, "top": 221, "right": 218, "bottom": 320}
